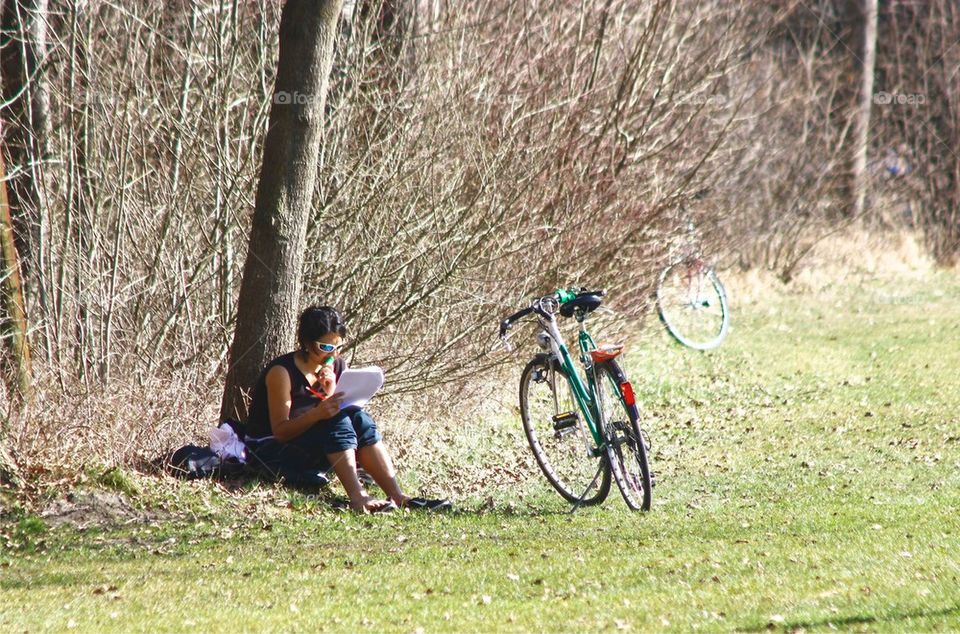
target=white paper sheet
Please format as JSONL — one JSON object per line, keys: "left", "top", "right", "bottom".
{"left": 334, "top": 366, "right": 384, "bottom": 410}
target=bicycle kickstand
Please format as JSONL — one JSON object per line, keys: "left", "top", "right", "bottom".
{"left": 568, "top": 463, "right": 605, "bottom": 515}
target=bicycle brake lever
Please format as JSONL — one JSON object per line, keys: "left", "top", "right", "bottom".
{"left": 500, "top": 335, "right": 514, "bottom": 354}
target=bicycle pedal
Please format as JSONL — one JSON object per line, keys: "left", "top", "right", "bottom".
{"left": 552, "top": 411, "right": 579, "bottom": 432}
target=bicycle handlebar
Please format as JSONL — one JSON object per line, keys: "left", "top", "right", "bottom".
{"left": 498, "top": 288, "right": 606, "bottom": 338}
{"left": 498, "top": 306, "right": 533, "bottom": 338}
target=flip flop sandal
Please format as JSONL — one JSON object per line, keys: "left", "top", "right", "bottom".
{"left": 402, "top": 497, "right": 453, "bottom": 512}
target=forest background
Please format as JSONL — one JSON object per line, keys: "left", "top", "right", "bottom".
{"left": 0, "top": 0, "right": 957, "bottom": 487}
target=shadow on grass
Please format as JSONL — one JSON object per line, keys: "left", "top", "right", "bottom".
{"left": 302, "top": 493, "right": 588, "bottom": 518}
{"left": 741, "top": 603, "right": 960, "bottom": 631}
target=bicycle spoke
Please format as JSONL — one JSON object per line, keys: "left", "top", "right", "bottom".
{"left": 520, "top": 358, "right": 610, "bottom": 506}
{"left": 595, "top": 362, "right": 652, "bottom": 511}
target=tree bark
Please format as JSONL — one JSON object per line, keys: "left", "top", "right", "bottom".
{"left": 850, "top": 0, "right": 877, "bottom": 218}
{"left": 0, "top": 157, "right": 24, "bottom": 492}
{"left": 0, "top": 151, "right": 32, "bottom": 404}
{"left": 220, "top": 0, "right": 345, "bottom": 422}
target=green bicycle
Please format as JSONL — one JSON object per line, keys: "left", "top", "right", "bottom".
{"left": 499, "top": 289, "right": 652, "bottom": 511}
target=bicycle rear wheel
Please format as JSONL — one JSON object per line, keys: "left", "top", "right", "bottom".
{"left": 656, "top": 258, "right": 730, "bottom": 350}
{"left": 595, "top": 361, "right": 652, "bottom": 511}
{"left": 519, "top": 356, "right": 611, "bottom": 506}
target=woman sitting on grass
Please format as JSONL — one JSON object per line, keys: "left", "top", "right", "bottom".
{"left": 244, "top": 306, "right": 450, "bottom": 513}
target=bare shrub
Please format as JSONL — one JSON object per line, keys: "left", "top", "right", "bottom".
{"left": 872, "top": 0, "right": 960, "bottom": 263}
{"left": 2, "top": 0, "right": 762, "bottom": 477}
{"left": 714, "top": 1, "right": 960, "bottom": 278}
{"left": 30, "top": 0, "right": 280, "bottom": 385}
{"left": 705, "top": 3, "right": 866, "bottom": 282}
{"left": 309, "top": 0, "right": 755, "bottom": 393}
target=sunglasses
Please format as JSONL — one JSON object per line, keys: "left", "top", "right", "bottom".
{"left": 313, "top": 341, "right": 343, "bottom": 354}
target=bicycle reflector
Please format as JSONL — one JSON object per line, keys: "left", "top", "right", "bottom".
{"left": 620, "top": 381, "right": 636, "bottom": 407}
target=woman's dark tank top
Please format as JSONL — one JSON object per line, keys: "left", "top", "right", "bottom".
{"left": 245, "top": 352, "right": 345, "bottom": 439}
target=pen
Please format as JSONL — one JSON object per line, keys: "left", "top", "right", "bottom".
{"left": 306, "top": 385, "right": 327, "bottom": 400}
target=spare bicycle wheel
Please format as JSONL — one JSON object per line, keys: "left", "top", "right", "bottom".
{"left": 656, "top": 258, "right": 730, "bottom": 350}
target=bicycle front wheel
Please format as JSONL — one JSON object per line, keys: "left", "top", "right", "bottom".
{"left": 519, "top": 356, "right": 611, "bottom": 506}
{"left": 656, "top": 258, "right": 730, "bottom": 350}
{"left": 595, "top": 362, "right": 652, "bottom": 511}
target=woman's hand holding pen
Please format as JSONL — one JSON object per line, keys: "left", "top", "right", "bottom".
{"left": 314, "top": 392, "right": 343, "bottom": 420}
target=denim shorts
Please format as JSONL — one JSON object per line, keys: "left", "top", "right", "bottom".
{"left": 246, "top": 407, "right": 381, "bottom": 477}
{"left": 314, "top": 406, "right": 382, "bottom": 454}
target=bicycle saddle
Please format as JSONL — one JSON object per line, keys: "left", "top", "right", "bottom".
{"left": 559, "top": 293, "right": 603, "bottom": 317}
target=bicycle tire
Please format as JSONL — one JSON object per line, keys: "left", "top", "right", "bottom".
{"left": 519, "top": 356, "right": 611, "bottom": 506}
{"left": 595, "top": 361, "right": 652, "bottom": 511}
{"left": 656, "top": 258, "right": 730, "bottom": 351}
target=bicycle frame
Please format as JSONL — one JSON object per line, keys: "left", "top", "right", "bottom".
{"left": 502, "top": 288, "right": 653, "bottom": 511}
{"left": 536, "top": 311, "right": 606, "bottom": 449}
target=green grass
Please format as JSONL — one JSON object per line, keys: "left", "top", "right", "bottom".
{"left": 3, "top": 270, "right": 960, "bottom": 632}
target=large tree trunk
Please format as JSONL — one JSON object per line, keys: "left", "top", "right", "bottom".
{"left": 220, "top": 0, "right": 345, "bottom": 422}
{"left": 0, "top": 151, "right": 32, "bottom": 404}
{"left": 850, "top": 0, "right": 877, "bottom": 218}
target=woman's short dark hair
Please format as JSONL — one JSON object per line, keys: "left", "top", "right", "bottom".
{"left": 297, "top": 306, "right": 347, "bottom": 351}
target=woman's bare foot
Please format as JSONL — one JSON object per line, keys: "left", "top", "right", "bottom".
{"left": 350, "top": 496, "right": 396, "bottom": 514}
{"left": 390, "top": 494, "right": 413, "bottom": 507}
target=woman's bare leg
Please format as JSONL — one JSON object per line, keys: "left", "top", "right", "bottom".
{"left": 328, "top": 449, "right": 391, "bottom": 512}
{"left": 357, "top": 442, "right": 411, "bottom": 505}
